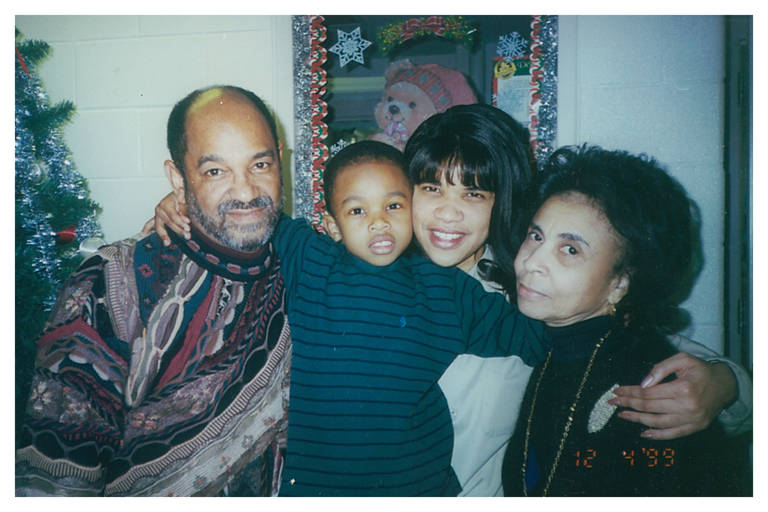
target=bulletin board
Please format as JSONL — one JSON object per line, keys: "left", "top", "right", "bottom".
{"left": 291, "top": 15, "right": 558, "bottom": 229}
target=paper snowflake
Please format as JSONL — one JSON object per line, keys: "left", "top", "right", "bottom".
{"left": 329, "top": 27, "right": 372, "bottom": 67}
{"left": 497, "top": 32, "right": 528, "bottom": 62}
{"left": 330, "top": 139, "right": 350, "bottom": 156}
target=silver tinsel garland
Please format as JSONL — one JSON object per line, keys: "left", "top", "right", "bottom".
{"left": 15, "top": 60, "right": 102, "bottom": 309}
{"left": 292, "top": 15, "right": 314, "bottom": 222}
{"left": 535, "top": 15, "right": 558, "bottom": 168}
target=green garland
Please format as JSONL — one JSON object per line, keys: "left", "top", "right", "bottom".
{"left": 377, "top": 16, "right": 475, "bottom": 56}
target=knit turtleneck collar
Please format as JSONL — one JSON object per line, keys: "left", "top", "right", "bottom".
{"left": 544, "top": 315, "right": 618, "bottom": 363}
{"left": 167, "top": 225, "right": 274, "bottom": 282}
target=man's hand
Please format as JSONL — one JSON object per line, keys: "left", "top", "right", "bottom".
{"left": 610, "top": 352, "right": 737, "bottom": 440}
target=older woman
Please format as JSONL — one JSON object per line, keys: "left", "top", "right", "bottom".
{"left": 501, "top": 145, "right": 749, "bottom": 496}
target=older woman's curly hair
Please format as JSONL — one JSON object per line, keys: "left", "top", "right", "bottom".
{"left": 529, "top": 144, "right": 698, "bottom": 332}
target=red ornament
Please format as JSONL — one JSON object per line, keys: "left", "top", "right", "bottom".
{"left": 16, "top": 46, "right": 30, "bottom": 76}
{"left": 55, "top": 226, "right": 77, "bottom": 244}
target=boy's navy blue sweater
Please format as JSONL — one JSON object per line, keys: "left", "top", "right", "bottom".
{"left": 273, "top": 216, "right": 544, "bottom": 496}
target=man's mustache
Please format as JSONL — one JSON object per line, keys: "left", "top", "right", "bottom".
{"left": 218, "top": 196, "right": 275, "bottom": 215}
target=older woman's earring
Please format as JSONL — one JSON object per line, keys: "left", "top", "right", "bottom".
{"left": 608, "top": 302, "right": 617, "bottom": 317}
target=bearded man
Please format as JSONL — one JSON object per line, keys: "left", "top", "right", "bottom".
{"left": 16, "top": 86, "right": 290, "bottom": 496}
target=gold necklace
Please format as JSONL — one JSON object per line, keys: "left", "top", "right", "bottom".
{"left": 521, "top": 328, "right": 612, "bottom": 496}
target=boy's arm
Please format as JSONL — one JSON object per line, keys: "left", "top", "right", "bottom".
{"left": 455, "top": 270, "right": 546, "bottom": 366}
{"left": 611, "top": 335, "right": 752, "bottom": 438}
{"left": 271, "top": 214, "right": 319, "bottom": 293}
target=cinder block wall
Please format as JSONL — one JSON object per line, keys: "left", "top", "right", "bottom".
{"left": 558, "top": 15, "right": 726, "bottom": 351}
{"left": 15, "top": 15, "right": 294, "bottom": 243}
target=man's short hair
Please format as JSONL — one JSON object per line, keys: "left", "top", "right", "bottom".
{"left": 167, "top": 85, "right": 280, "bottom": 176}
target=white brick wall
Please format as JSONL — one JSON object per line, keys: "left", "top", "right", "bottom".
{"left": 558, "top": 15, "right": 726, "bottom": 352}
{"left": 15, "top": 15, "right": 294, "bottom": 243}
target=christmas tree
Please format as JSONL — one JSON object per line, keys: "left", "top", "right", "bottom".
{"left": 15, "top": 28, "right": 103, "bottom": 441}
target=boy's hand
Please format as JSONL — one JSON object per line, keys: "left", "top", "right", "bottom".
{"left": 150, "top": 192, "right": 191, "bottom": 246}
{"left": 609, "top": 352, "right": 737, "bottom": 440}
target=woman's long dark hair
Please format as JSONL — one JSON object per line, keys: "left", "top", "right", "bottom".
{"left": 404, "top": 104, "right": 535, "bottom": 298}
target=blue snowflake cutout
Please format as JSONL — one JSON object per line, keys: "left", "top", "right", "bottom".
{"left": 497, "top": 32, "right": 528, "bottom": 62}
{"left": 330, "top": 27, "right": 372, "bottom": 67}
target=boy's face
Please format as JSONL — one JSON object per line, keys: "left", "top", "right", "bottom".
{"left": 323, "top": 161, "right": 413, "bottom": 266}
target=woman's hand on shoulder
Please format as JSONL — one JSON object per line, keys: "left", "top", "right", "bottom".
{"left": 609, "top": 352, "right": 736, "bottom": 440}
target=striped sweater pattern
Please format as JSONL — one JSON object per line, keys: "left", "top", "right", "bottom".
{"left": 273, "top": 217, "right": 545, "bottom": 496}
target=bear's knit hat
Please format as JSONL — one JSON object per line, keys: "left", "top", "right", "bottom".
{"left": 386, "top": 64, "right": 477, "bottom": 113}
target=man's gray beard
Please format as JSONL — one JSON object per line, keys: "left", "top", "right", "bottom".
{"left": 186, "top": 191, "right": 282, "bottom": 251}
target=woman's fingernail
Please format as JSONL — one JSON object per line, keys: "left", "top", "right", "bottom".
{"left": 641, "top": 375, "right": 655, "bottom": 388}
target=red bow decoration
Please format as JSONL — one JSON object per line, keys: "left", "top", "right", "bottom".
{"left": 402, "top": 16, "right": 446, "bottom": 39}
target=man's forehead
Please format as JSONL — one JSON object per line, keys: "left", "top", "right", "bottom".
{"left": 185, "top": 91, "right": 273, "bottom": 140}
{"left": 187, "top": 89, "right": 263, "bottom": 121}
{"left": 188, "top": 88, "right": 228, "bottom": 115}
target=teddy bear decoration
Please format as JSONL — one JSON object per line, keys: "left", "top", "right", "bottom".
{"left": 369, "top": 60, "right": 477, "bottom": 150}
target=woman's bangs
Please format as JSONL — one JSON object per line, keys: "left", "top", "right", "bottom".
{"left": 445, "top": 151, "right": 496, "bottom": 192}
{"left": 411, "top": 137, "right": 496, "bottom": 192}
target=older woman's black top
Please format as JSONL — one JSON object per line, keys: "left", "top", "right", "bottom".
{"left": 501, "top": 316, "right": 749, "bottom": 496}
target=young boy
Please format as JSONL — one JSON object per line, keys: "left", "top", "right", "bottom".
{"left": 271, "top": 140, "right": 544, "bottom": 496}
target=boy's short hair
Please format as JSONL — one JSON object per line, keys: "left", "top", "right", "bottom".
{"left": 323, "top": 140, "right": 407, "bottom": 217}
